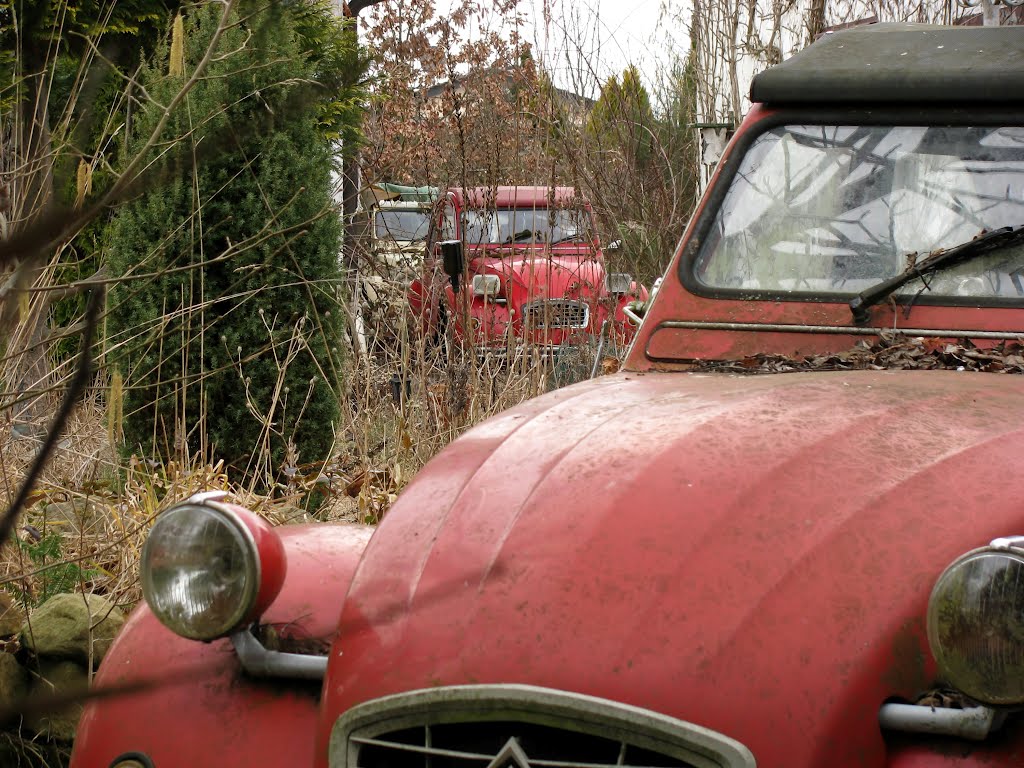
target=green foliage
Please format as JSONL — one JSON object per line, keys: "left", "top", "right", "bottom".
{"left": 531, "top": 66, "right": 569, "bottom": 152}
{"left": 582, "top": 61, "right": 699, "bottom": 286}
{"left": 13, "top": 534, "right": 96, "bottom": 607}
{"left": 73, "top": 3, "right": 168, "bottom": 37}
{"left": 105, "top": 2, "right": 356, "bottom": 483}
{"left": 0, "top": 0, "right": 13, "bottom": 111}
{"left": 654, "top": 52, "right": 700, "bottom": 193}
{"left": 0, "top": 1, "right": 180, "bottom": 364}
{"left": 586, "top": 65, "right": 655, "bottom": 171}
{"left": 1, "top": 0, "right": 177, "bottom": 75}
{"left": 283, "top": 0, "right": 368, "bottom": 147}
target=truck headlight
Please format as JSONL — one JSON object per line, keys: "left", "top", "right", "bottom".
{"left": 141, "top": 492, "right": 286, "bottom": 641}
{"left": 607, "top": 272, "right": 633, "bottom": 295}
{"left": 927, "top": 539, "right": 1024, "bottom": 705}
{"left": 472, "top": 274, "right": 501, "bottom": 298}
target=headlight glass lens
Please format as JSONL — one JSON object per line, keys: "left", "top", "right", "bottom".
{"left": 472, "top": 274, "right": 500, "bottom": 297}
{"left": 141, "top": 504, "right": 258, "bottom": 640}
{"left": 927, "top": 548, "right": 1024, "bottom": 705}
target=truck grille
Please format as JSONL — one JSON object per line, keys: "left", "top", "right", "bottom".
{"left": 329, "top": 685, "right": 755, "bottom": 768}
{"left": 523, "top": 300, "right": 590, "bottom": 329}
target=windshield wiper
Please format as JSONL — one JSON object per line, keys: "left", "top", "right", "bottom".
{"left": 503, "top": 229, "right": 536, "bottom": 244}
{"left": 549, "top": 233, "right": 584, "bottom": 245}
{"left": 849, "top": 225, "right": 1024, "bottom": 323}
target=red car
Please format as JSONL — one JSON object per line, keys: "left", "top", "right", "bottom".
{"left": 408, "top": 185, "right": 645, "bottom": 358}
{"left": 74, "top": 23, "right": 1024, "bottom": 768}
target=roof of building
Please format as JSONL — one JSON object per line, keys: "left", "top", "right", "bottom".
{"left": 751, "top": 23, "right": 1024, "bottom": 106}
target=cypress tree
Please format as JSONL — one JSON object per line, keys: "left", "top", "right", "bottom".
{"left": 105, "top": 3, "right": 349, "bottom": 483}
{"left": 586, "top": 66, "right": 656, "bottom": 172}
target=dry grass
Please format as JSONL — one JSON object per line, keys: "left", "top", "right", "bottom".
{"left": 0, "top": 283, "right": 621, "bottom": 620}
{"left": 316, "top": 306, "right": 612, "bottom": 524}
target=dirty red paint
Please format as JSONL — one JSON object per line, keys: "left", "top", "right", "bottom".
{"left": 886, "top": 717, "right": 1024, "bottom": 765}
{"left": 317, "top": 370, "right": 1024, "bottom": 766}
{"left": 223, "top": 501, "right": 288, "bottom": 629}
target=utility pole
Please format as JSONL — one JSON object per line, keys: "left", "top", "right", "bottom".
{"left": 331, "top": 0, "right": 383, "bottom": 361}
{"left": 336, "top": 0, "right": 380, "bottom": 272}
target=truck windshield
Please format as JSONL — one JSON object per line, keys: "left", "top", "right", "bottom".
{"left": 695, "top": 125, "right": 1024, "bottom": 299}
{"left": 375, "top": 209, "right": 431, "bottom": 242}
{"left": 462, "top": 208, "right": 592, "bottom": 246}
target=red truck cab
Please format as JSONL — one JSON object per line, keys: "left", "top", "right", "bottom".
{"left": 73, "top": 23, "right": 1024, "bottom": 768}
{"left": 408, "top": 185, "right": 645, "bottom": 358}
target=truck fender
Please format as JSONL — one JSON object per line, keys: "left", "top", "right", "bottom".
{"left": 70, "top": 523, "right": 373, "bottom": 768}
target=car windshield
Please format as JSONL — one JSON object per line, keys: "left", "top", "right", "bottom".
{"left": 462, "top": 207, "right": 592, "bottom": 246}
{"left": 695, "top": 125, "right": 1024, "bottom": 299}
{"left": 375, "top": 209, "right": 431, "bottom": 242}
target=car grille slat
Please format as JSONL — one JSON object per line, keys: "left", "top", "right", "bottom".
{"left": 351, "top": 735, "right": 495, "bottom": 762}
{"left": 352, "top": 733, "right": 677, "bottom": 768}
{"left": 523, "top": 300, "right": 589, "bottom": 329}
{"left": 331, "top": 685, "right": 755, "bottom": 768}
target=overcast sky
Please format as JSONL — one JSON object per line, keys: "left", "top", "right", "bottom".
{"left": 522, "top": 0, "right": 677, "bottom": 96}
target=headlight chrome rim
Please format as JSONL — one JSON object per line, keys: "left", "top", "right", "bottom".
{"left": 927, "top": 539, "right": 1024, "bottom": 707}
{"left": 141, "top": 495, "right": 262, "bottom": 641}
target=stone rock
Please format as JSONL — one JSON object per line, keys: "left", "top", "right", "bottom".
{"left": 27, "top": 659, "right": 88, "bottom": 742}
{"left": 39, "top": 498, "right": 104, "bottom": 536}
{"left": 0, "top": 592, "right": 23, "bottom": 637}
{"left": 21, "top": 593, "right": 125, "bottom": 665}
{"left": 0, "top": 652, "right": 29, "bottom": 709}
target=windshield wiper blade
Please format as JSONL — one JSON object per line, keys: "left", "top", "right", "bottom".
{"left": 849, "top": 225, "right": 1024, "bottom": 323}
{"left": 503, "top": 229, "right": 536, "bottom": 244}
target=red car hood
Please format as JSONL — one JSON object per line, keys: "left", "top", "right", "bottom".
{"left": 323, "top": 369, "right": 1024, "bottom": 765}
{"left": 469, "top": 248, "right": 605, "bottom": 300}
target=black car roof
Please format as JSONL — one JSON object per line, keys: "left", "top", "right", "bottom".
{"left": 750, "top": 23, "right": 1024, "bottom": 106}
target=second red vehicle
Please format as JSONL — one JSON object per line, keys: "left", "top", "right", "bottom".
{"left": 408, "top": 185, "right": 647, "bottom": 359}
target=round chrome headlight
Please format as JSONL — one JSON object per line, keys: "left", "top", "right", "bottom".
{"left": 927, "top": 544, "right": 1024, "bottom": 706}
{"left": 141, "top": 495, "right": 285, "bottom": 641}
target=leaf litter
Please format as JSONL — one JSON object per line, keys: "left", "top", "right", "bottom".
{"left": 695, "top": 331, "right": 1024, "bottom": 375}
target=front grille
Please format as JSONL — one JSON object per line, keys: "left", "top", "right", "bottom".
{"left": 329, "top": 685, "right": 755, "bottom": 768}
{"left": 522, "top": 300, "right": 590, "bottom": 329}
{"left": 476, "top": 345, "right": 563, "bottom": 363}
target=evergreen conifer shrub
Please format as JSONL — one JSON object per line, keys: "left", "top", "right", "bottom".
{"left": 105, "top": 4, "right": 347, "bottom": 482}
